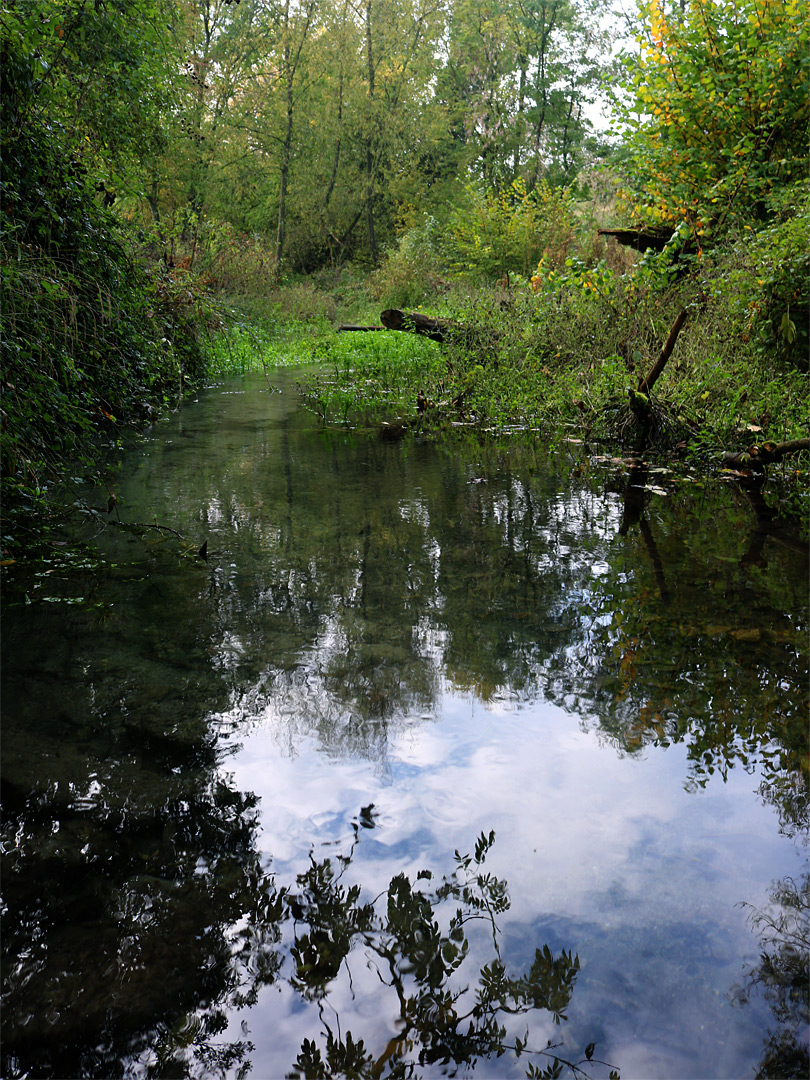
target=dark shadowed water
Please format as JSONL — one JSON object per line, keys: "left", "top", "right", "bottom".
{"left": 2, "top": 369, "right": 808, "bottom": 1080}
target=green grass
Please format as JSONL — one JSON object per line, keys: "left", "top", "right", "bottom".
{"left": 295, "top": 330, "right": 446, "bottom": 424}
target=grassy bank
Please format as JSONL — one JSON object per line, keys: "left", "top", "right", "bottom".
{"left": 236, "top": 245, "right": 807, "bottom": 443}
{"left": 203, "top": 205, "right": 808, "bottom": 528}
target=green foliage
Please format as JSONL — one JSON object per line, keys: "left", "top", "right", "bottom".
{"left": 612, "top": 0, "right": 810, "bottom": 238}
{"left": 531, "top": 254, "right": 616, "bottom": 298}
{"left": 302, "top": 230, "right": 808, "bottom": 504}
{"left": 2, "top": 0, "right": 171, "bottom": 181}
{"left": 370, "top": 217, "right": 447, "bottom": 309}
{"left": 206, "top": 326, "right": 269, "bottom": 378}
{"left": 180, "top": 217, "right": 279, "bottom": 299}
{"left": 3, "top": 0, "right": 807, "bottom": 525}
{"left": 444, "top": 179, "right": 577, "bottom": 281}
{"left": 436, "top": 0, "right": 609, "bottom": 191}
{"left": 742, "top": 185, "right": 810, "bottom": 370}
{"left": 297, "top": 331, "right": 447, "bottom": 425}
{"left": 0, "top": 3, "right": 224, "bottom": 509}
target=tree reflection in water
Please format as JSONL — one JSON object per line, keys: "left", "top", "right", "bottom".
{"left": 2, "top": 785, "right": 618, "bottom": 1080}
{"left": 732, "top": 872, "right": 810, "bottom": 1080}
{"left": 1, "top": 752, "right": 283, "bottom": 1078}
{"left": 3, "top": 378, "right": 808, "bottom": 1078}
{"left": 284, "top": 822, "right": 617, "bottom": 1080}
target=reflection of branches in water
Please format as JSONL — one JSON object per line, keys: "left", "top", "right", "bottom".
{"left": 285, "top": 826, "right": 620, "bottom": 1080}
{"left": 0, "top": 756, "right": 282, "bottom": 1080}
{"left": 754, "top": 679, "right": 810, "bottom": 843}
{"left": 731, "top": 872, "right": 810, "bottom": 1080}
{"left": 552, "top": 469, "right": 807, "bottom": 809}
{"left": 736, "top": 475, "right": 810, "bottom": 570}
{"left": 760, "top": 764, "right": 810, "bottom": 843}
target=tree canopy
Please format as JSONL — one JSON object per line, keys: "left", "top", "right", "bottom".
{"left": 4, "top": 0, "right": 806, "bottom": 272}
{"left": 612, "top": 0, "right": 810, "bottom": 240}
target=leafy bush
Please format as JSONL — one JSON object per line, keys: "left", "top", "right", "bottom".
{"left": 442, "top": 179, "right": 576, "bottom": 281}
{"left": 744, "top": 186, "right": 810, "bottom": 370}
{"left": 369, "top": 217, "right": 447, "bottom": 309}
{"left": 0, "top": 19, "right": 221, "bottom": 498}
{"left": 612, "top": 0, "right": 809, "bottom": 239}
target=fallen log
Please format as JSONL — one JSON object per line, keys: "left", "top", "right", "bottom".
{"left": 721, "top": 438, "right": 810, "bottom": 472}
{"left": 336, "top": 310, "right": 453, "bottom": 341}
{"left": 380, "top": 308, "right": 456, "bottom": 343}
{"left": 598, "top": 227, "right": 675, "bottom": 253}
{"left": 338, "top": 309, "right": 488, "bottom": 349}
{"left": 336, "top": 324, "right": 388, "bottom": 332}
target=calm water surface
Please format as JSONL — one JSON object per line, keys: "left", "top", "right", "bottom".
{"left": 2, "top": 369, "right": 808, "bottom": 1080}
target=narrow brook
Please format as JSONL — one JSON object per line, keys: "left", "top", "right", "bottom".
{"left": 2, "top": 369, "right": 808, "bottom": 1079}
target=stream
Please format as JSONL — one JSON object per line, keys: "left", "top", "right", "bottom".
{"left": 2, "top": 368, "right": 808, "bottom": 1080}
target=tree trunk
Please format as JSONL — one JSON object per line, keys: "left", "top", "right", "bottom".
{"left": 146, "top": 179, "right": 161, "bottom": 225}
{"left": 275, "top": 48, "right": 294, "bottom": 275}
{"left": 324, "top": 68, "right": 344, "bottom": 211}
{"left": 637, "top": 308, "right": 688, "bottom": 395}
{"left": 364, "top": 0, "right": 378, "bottom": 266}
{"left": 366, "top": 146, "right": 378, "bottom": 266}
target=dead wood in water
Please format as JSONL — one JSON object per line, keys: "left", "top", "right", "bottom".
{"left": 623, "top": 308, "right": 690, "bottom": 449}
{"left": 722, "top": 438, "right": 810, "bottom": 472}
{"left": 617, "top": 463, "right": 671, "bottom": 603}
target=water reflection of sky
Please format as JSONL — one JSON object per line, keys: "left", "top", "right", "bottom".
{"left": 4, "top": 372, "right": 807, "bottom": 1080}
{"left": 221, "top": 688, "right": 800, "bottom": 1079}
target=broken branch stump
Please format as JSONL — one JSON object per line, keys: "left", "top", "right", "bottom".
{"left": 638, "top": 308, "right": 689, "bottom": 396}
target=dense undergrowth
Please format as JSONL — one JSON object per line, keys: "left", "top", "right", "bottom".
{"left": 260, "top": 191, "right": 809, "bottom": 527}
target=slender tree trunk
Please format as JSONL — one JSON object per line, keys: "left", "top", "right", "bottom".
{"left": 513, "top": 63, "right": 527, "bottom": 176}
{"left": 528, "top": 7, "right": 557, "bottom": 191}
{"left": 365, "top": 146, "right": 378, "bottom": 264}
{"left": 560, "top": 92, "right": 578, "bottom": 173}
{"left": 186, "top": 0, "right": 217, "bottom": 257}
{"left": 364, "top": 0, "right": 378, "bottom": 265}
{"left": 324, "top": 68, "right": 344, "bottom": 210}
{"left": 146, "top": 179, "right": 161, "bottom": 225}
{"left": 276, "top": 40, "right": 294, "bottom": 274}
{"left": 273, "top": 0, "right": 315, "bottom": 276}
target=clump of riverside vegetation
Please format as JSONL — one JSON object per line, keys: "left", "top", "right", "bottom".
{"left": 292, "top": 0, "right": 809, "bottom": 529}
{"left": 1, "top": 0, "right": 808, "bottom": 555}
{"left": 294, "top": 179, "right": 808, "bottom": 529}
{"left": 1, "top": 5, "right": 205, "bottom": 539}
